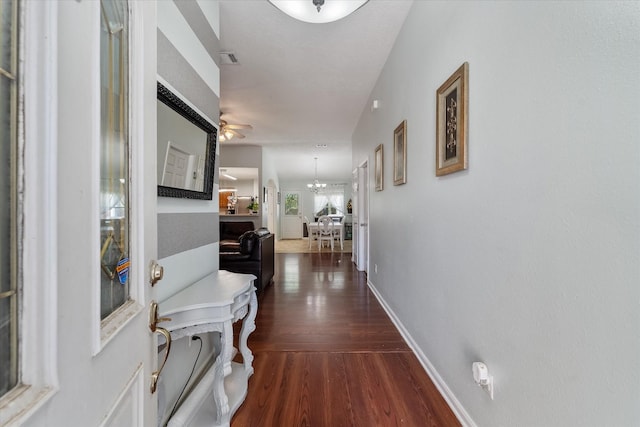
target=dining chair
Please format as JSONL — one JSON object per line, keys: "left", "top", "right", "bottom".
{"left": 332, "top": 216, "right": 343, "bottom": 244}
{"left": 317, "top": 215, "right": 334, "bottom": 251}
{"left": 305, "top": 215, "right": 318, "bottom": 249}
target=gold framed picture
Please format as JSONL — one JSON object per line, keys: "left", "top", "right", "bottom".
{"left": 375, "top": 144, "right": 383, "bottom": 191}
{"left": 393, "top": 120, "right": 407, "bottom": 185}
{"left": 436, "top": 62, "right": 469, "bottom": 176}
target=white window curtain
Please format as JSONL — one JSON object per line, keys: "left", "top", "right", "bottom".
{"left": 313, "top": 185, "right": 345, "bottom": 217}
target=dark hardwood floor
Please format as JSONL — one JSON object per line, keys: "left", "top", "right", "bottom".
{"left": 232, "top": 252, "right": 460, "bottom": 427}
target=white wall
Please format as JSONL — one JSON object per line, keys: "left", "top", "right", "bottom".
{"left": 262, "top": 148, "right": 281, "bottom": 235}
{"left": 352, "top": 2, "right": 640, "bottom": 426}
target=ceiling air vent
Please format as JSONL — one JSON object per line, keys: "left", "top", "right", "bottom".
{"left": 220, "top": 52, "right": 239, "bottom": 65}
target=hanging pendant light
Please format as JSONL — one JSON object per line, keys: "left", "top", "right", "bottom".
{"left": 268, "top": 0, "right": 369, "bottom": 24}
{"left": 307, "top": 157, "right": 327, "bottom": 193}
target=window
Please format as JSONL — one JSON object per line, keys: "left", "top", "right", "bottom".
{"left": 0, "top": 0, "right": 19, "bottom": 399}
{"left": 313, "top": 186, "right": 345, "bottom": 218}
{"left": 100, "top": 0, "right": 130, "bottom": 320}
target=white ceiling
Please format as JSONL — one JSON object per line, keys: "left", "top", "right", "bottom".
{"left": 218, "top": 0, "right": 413, "bottom": 183}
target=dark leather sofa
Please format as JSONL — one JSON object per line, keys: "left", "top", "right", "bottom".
{"left": 220, "top": 221, "right": 255, "bottom": 249}
{"left": 219, "top": 227, "right": 274, "bottom": 294}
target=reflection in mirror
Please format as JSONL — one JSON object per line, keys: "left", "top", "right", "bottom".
{"left": 157, "top": 82, "right": 216, "bottom": 199}
{"left": 219, "top": 167, "right": 259, "bottom": 215}
{"left": 157, "top": 101, "right": 207, "bottom": 192}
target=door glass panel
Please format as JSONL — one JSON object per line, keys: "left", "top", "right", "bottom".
{"left": 100, "top": 0, "right": 130, "bottom": 320}
{"left": 284, "top": 192, "right": 299, "bottom": 216}
{"left": 0, "top": 0, "right": 19, "bottom": 398}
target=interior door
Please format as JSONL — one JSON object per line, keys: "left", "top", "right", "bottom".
{"left": 161, "top": 142, "right": 190, "bottom": 188}
{"left": 281, "top": 190, "right": 303, "bottom": 239}
{"left": 356, "top": 161, "right": 369, "bottom": 272}
{"left": 352, "top": 168, "right": 359, "bottom": 264}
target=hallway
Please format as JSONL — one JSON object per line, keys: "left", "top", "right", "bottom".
{"left": 231, "top": 252, "right": 460, "bottom": 426}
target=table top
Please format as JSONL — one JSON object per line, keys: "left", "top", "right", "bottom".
{"left": 308, "top": 222, "right": 343, "bottom": 228}
{"left": 161, "top": 270, "right": 256, "bottom": 316}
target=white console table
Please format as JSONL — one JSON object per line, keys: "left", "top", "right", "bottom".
{"left": 161, "top": 270, "right": 258, "bottom": 427}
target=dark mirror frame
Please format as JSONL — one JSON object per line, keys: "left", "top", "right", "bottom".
{"left": 157, "top": 82, "right": 217, "bottom": 200}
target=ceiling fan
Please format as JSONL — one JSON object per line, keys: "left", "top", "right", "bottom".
{"left": 219, "top": 116, "right": 252, "bottom": 141}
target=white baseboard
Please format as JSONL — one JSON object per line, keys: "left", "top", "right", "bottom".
{"left": 367, "top": 280, "right": 477, "bottom": 427}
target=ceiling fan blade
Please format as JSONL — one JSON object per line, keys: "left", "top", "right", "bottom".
{"left": 225, "top": 124, "right": 252, "bottom": 130}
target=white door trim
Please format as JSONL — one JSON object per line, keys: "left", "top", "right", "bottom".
{"left": 1, "top": 3, "right": 60, "bottom": 425}
{"left": 356, "top": 159, "right": 369, "bottom": 273}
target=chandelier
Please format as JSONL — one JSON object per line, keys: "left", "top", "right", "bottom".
{"left": 268, "top": 0, "right": 369, "bottom": 24}
{"left": 307, "top": 157, "right": 327, "bottom": 193}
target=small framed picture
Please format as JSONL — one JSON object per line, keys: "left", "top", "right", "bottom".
{"left": 436, "top": 62, "right": 469, "bottom": 176}
{"left": 375, "top": 144, "right": 383, "bottom": 191}
{"left": 393, "top": 120, "right": 407, "bottom": 185}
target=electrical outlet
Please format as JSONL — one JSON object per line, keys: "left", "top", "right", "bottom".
{"left": 188, "top": 335, "right": 199, "bottom": 348}
{"left": 472, "top": 362, "right": 494, "bottom": 400}
{"left": 374, "top": 264, "right": 378, "bottom": 273}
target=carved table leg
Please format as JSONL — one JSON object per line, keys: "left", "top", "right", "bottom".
{"left": 212, "top": 353, "right": 230, "bottom": 425}
{"left": 238, "top": 287, "right": 258, "bottom": 374}
{"left": 221, "top": 319, "right": 234, "bottom": 377}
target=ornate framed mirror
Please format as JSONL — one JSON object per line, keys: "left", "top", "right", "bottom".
{"left": 157, "top": 82, "right": 217, "bottom": 200}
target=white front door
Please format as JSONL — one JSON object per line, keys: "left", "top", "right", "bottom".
{"left": 91, "top": 1, "right": 160, "bottom": 425}
{"left": 281, "top": 190, "right": 303, "bottom": 239}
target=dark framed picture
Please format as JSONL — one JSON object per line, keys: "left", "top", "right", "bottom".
{"left": 393, "top": 120, "right": 407, "bottom": 185}
{"left": 436, "top": 62, "right": 469, "bottom": 176}
{"left": 375, "top": 144, "right": 383, "bottom": 191}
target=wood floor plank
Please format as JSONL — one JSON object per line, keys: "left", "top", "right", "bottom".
{"left": 231, "top": 253, "right": 460, "bottom": 427}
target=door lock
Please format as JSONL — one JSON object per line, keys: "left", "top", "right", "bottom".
{"left": 149, "top": 260, "right": 164, "bottom": 287}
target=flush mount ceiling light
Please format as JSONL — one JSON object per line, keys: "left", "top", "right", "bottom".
{"left": 268, "top": 0, "right": 369, "bottom": 24}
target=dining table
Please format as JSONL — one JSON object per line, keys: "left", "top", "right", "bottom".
{"left": 307, "top": 221, "right": 344, "bottom": 250}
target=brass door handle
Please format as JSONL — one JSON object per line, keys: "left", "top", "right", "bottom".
{"left": 149, "top": 300, "right": 171, "bottom": 332}
{"left": 150, "top": 327, "right": 171, "bottom": 394}
{"left": 149, "top": 301, "right": 172, "bottom": 394}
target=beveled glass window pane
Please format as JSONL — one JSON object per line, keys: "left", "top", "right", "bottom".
{"left": 0, "top": 0, "right": 19, "bottom": 398}
{"left": 100, "top": 0, "right": 130, "bottom": 320}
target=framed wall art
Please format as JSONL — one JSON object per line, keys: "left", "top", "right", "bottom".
{"left": 436, "top": 62, "right": 468, "bottom": 176}
{"left": 374, "top": 144, "right": 383, "bottom": 191}
{"left": 393, "top": 120, "right": 407, "bottom": 185}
